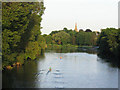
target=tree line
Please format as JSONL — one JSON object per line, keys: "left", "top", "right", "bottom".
{"left": 43, "top": 28, "right": 98, "bottom": 47}
{"left": 2, "top": 2, "right": 46, "bottom": 69}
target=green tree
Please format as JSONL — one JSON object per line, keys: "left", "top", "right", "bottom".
{"left": 2, "top": 2, "right": 45, "bottom": 68}
{"left": 52, "top": 31, "right": 70, "bottom": 45}
{"left": 97, "top": 28, "right": 120, "bottom": 67}
{"left": 44, "top": 35, "right": 53, "bottom": 44}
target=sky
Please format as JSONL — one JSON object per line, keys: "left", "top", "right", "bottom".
{"left": 41, "top": 0, "right": 119, "bottom": 34}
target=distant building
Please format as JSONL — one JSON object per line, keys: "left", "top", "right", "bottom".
{"left": 75, "top": 23, "right": 79, "bottom": 32}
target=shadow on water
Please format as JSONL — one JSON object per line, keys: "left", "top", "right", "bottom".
{"left": 46, "top": 46, "right": 97, "bottom": 54}
{"left": 97, "top": 52, "right": 119, "bottom": 68}
{"left": 2, "top": 55, "right": 46, "bottom": 88}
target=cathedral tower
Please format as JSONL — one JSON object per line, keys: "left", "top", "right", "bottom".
{"left": 75, "top": 23, "right": 79, "bottom": 32}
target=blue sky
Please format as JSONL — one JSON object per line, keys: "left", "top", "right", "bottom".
{"left": 41, "top": 0, "right": 119, "bottom": 34}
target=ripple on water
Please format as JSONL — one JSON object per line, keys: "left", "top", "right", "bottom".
{"left": 55, "top": 86, "right": 64, "bottom": 89}
{"left": 56, "top": 70, "right": 60, "bottom": 72}
{"left": 40, "top": 69, "right": 46, "bottom": 71}
{"left": 53, "top": 76, "right": 64, "bottom": 79}
{"left": 53, "top": 81, "right": 65, "bottom": 84}
{"left": 53, "top": 73, "right": 63, "bottom": 75}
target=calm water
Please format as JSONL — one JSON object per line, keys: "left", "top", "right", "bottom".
{"left": 3, "top": 51, "right": 118, "bottom": 88}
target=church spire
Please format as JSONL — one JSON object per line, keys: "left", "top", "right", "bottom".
{"left": 75, "top": 23, "right": 79, "bottom": 32}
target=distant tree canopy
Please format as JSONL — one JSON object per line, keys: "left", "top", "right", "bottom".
{"left": 52, "top": 31, "right": 70, "bottom": 45}
{"left": 45, "top": 27, "right": 97, "bottom": 46}
{"left": 50, "top": 31, "right": 59, "bottom": 36}
{"left": 76, "top": 31, "right": 96, "bottom": 46}
{"left": 79, "top": 29, "right": 84, "bottom": 32}
{"left": 85, "top": 29, "right": 92, "bottom": 32}
{"left": 2, "top": 2, "right": 45, "bottom": 68}
{"left": 44, "top": 35, "right": 53, "bottom": 44}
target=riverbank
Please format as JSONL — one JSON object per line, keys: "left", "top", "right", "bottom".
{"left": 2, "top": 53, "right": 45, "bottom": 71}
{"left": 3, "top": 45, "right": 98, "bottom": 70}
{"left": 46, "top": 44, "right": 98, "bottom": 53}
{"left": 46, "top": 44, "right": 77, "bottom": 50}
{"left": 46, "top": 44, "right": 98, "bottom": 49}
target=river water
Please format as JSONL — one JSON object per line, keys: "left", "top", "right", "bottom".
{"left": 3, "top": 50, "right": 118, "bottom": 88}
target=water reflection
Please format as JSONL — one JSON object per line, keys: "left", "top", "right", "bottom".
{"left": 46, "top": 47, "right": 97, "bottom": 54}
{"left": 2, "top": 49, "right": 118, "bottom": 88}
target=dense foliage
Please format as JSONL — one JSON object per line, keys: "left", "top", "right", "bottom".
{"left": 97, "top": 28, "right": 120, "bottom": 67}
{"left": 76, "top": 31, "right": 97, "bottom": 46}
{"left": 52, "top": 31, "right": 71, "bottom": 45}
{"left": 2, "top": 2, "right": 45, "bottom": 68}
{"left": 44, "top": 28, "right": 97, "bottom": 46}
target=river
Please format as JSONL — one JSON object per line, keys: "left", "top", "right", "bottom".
{"left": 2, "top": 50, "right": 118, "bottom": 88}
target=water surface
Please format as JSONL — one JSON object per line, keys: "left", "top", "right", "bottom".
{"left": 3, "top": 51, "right": 118, "bottom": 88}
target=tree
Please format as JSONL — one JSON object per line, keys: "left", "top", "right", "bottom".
{"left": 44, "top": 35, "right": 53, "bottom": 44}
{"left": 2, "top": 2, "right": 45, "bottom": 68}
{"left": 50, "top": 31, "right": 59, "bottom": 36}
{"left": 79, "top": 29, "right": 84, "bottom": 32}
{"left": 97, "top": 28, "right": 120, "bottom": 66}
{"left": 85, "top": 29, "right": 92, "bottom": 32}
{"left": 76, "top": 31, "right": 96, "bottom": 46}
{"left": 76, "top": 31, "right": 85, "bottom": 45}
{"left": 52, "top": 31, "right": 70, "bottom": 45}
